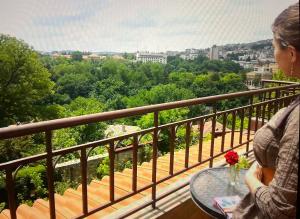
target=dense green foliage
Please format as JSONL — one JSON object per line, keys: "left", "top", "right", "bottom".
{"left": 272, "top": 69, "right": 300, "bottom": 82}
{"left": 0, "top": 34, "right": 248, "bottom": 162}
{"left": 0, "top": 35, "right": 249, "bottom": 208}
{"left": 0, "top": 35, "right": 55, "bottom": 127}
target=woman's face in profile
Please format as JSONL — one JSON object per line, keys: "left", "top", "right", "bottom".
{"left": 272, "top": 38, "right": 292, "bottom": 77}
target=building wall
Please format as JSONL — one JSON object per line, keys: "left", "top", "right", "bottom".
{"left": 136, "top": 52, "right": 167, "bottom": 64}
{"left": 55, "top": 149, "right": 150, "bottom": 182}
{"left": 209, "top": 45, "right": 219, "bottom": 60}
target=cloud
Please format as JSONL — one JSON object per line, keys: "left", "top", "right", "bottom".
{"left": 0, "top": 0, "right": 297, "bottom": 52}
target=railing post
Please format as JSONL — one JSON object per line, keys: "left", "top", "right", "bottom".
{"left": 132, "top": 135, "right": 138, "bottom": 192}
{"left": 185, "top": 122, "right": 191, "bottom": 168}
{"left": 6, "top": 168, "right": 16, "bottom": 219}
{"left": 198, "top": 119, "right": 204, "bottom": 162}
{"left": 239, "top": 109, "right": 244, "bottom": 144}
{"left": 246, "top": 96, "right": 254, "bottom": 156}
{"left": 209, "top": 105, "right": 217, "bottom": 168}
{"left": 267, "top": 91, "right": 272, "bottom": 120}
{"left": 45, "top": 131, "right": 56, "bottom": 219}
{"left": 254, "top": 105, "right": 261, "bottom": 132}
{"left": 261, "top": 102, "right": 266, "bottom": 126}
{"left": 230, "top": 111, "right": 236, "bottom": 148}
{"left": 152, "top": 111, "right": 159, "bottom": 208}
{"left": 169, "top": 126, "right": 175, "bottom": 175}
{"left": 221, "top": 113, "right": 226, "bottom": 152}
{"left": 109, "top": 141, "right": 115, "bottom": 202}
{"left": 274, "top": 90, "right": 280, "bottom": 113}
{"left": 80, "top": 148, "right": 88, "bottom": 215}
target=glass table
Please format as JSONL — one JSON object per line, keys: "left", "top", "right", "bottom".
{"left": 190, "top": 167, "right": 248, "bottom": 219}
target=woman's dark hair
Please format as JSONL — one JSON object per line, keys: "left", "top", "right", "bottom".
{"left": 272, "top": 2, "right": 300, "bottom": 51}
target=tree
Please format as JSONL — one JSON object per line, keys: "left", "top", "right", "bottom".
{"left": 168, "top": 72, "right": 195, "bottom": 88}
{"left": 136, "top": 108, "right": 190, "bottom": 154}
{"left": 0, "top": 34, "right": 54, "bottom": 127}
{"left": 90, "top": 77, "right": 127, "bottom": 110}
{"left": 220, "top": 73, "right": 247, "bottom": 93}
{"left": 56, "top": 72, "right": 94, "bottom": 99}
{"left": 191, "top": 74, "right": 219, "bottom": 97}
{"left": 124, "top": 84, "right": 195, "bottom": 108}
{"left": 71, "top": 51, "right": 83, "bottom": 61}
{"left": 272, "top": 69, "right": 300, "bottom": 82}
{"left": 253, "top": 74, "right": 262, "bottom": 87}
{"left": 137, "top": 108, "right": 189, "bottom": 129}
{"left": 53, "top": 62, "right": 96, "bottom": 99}
{"left": 60, "top": 97, "right": 107, "bottom": 144}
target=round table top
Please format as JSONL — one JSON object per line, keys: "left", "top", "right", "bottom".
{"left": 190, "top": 167, "right": 248, "bottom": 219}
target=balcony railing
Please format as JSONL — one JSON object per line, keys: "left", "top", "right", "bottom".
{"left": 0, "top": 80, "right": 299, "bottom": 219}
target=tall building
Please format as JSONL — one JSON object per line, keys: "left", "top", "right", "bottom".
{"left": 136, "top": 52, "right": 167, "bottom": 64}
{"left": 209, "top": 45, "right": 219, "bottom": 60}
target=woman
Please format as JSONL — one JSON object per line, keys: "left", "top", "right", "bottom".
{"left": 233, "top": 2, "right": 300, "bottom": 219}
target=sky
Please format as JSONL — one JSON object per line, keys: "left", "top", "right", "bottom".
{"left": 0, "top": 0, "right": 297, "bottom": 52}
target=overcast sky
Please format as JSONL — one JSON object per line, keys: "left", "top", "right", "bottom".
{"left": 0, "top": 0, "right": 297, "bottom": 52}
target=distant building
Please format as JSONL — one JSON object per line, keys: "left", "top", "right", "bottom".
{"left": 166, "top": 51, "right": 180, "bottom": 56}
{"left": 209, "top": 45, "right": 219, "bottom": 60}
{"left": 236, "top": 61, "right": 254, "bottom": 69}
{"left": 245, "top": 65, "right": 273, "bottom": 87}
{"left": 185, "top": 48, "right": 199, "bottom": 54}
{"left": 51, "top": 53, "right": 71, "bottom": 59}
{"left": 112, "top": 55, "right": 125, "bottom": 60}
{"left": 82, "top": 54, "right": 106, "bottom": 60}
{"left": 136, "top": 52, "right": 167, "bottom": 64}
{"left": 105, "top": 125, "right": 141, "bottom": 138}
{"left": 179, "top": 53, "right": 199, "bottom": 60}
{"left": 269, "top": 63, "right": 279, "bottom": 74}
{"left": 179, "top": 48, "right": 205, "bottom": 60}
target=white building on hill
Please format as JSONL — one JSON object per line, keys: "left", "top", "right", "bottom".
{"left": 136, "top": 52, "right": 167, "bottom": 64}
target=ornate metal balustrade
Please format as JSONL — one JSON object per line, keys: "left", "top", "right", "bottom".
{"left": 0, "top": 80, "right": 299, "bottom": 219}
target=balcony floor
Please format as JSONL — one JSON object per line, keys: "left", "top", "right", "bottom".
{"left": 0, "top": 132, "right": 254, "bottom": 219}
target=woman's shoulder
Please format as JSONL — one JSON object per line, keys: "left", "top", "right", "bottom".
{"left": 266, "top": 107, "right": 287, "bottom": 129}
{"left": 287, "top": 104, "right": 299, "bottom": 120}
{"left": 284, "top": 104, "right": 299, "bottom": 131}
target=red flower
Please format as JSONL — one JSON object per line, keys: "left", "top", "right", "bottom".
{"left": 224, "top": 150, "right": 239, "bottom": 165}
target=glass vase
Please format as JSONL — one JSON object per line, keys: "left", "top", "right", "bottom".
{"left": 228, "top": 165, "right": 239, "bottom": 186}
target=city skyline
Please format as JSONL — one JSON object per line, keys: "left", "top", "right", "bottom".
{"left": 0, "top": 0, "right": 297, "bottom": 52}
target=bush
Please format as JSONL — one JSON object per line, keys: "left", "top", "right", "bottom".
{"left": 0, "top": 164, "right": 65, "bottom": 208}
{"left": 96, "top": 157, "right": 109, "bottom": 179}
{"left": 14, "top": 165, "right": 48, "bottom": 206}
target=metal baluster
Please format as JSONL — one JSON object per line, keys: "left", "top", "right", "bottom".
{"left": 152, "top": 111, "right": 159, "bottom": 208}
{"left": 6, "top": 168, "right": 16, "bottom": 219}
{"left": 254, "top": 105, "right": 260, "bottom": 132}
{"left": 198, "top": 119, "right": 204, "bottom": 162}
{"left": 209, "top": 105, "right": 217, "bottom": 168}
{"left": 45, "top": 131, "right": 56, "bottom": 219}
{"left": 246, "top": 96, "right": 254, "bottom": 155}
{"left": 239, "top": 109, "right": 244, "bottom": 144}
{"left": 261, "top": 103, "right": 266, "bottom": 126}
{"left": 230, "top": 111, "right": 236, "bottom": 148}
{"left": 109, "top": 141, "right": 115, "bottom": 202}
{"left": 221, "top": 113, "right": 227, "bottom": 152}
{"left": 132, "top": 135, "right": 138, "bottom": 192}
{"left": 80, "top": 148, "right": 88, "bottom": 214}
{"left": 169, "top": 126, "right": 175, "bottom": 175}
{"left": 185, "top": 122, "right": 191, "bottom": 169}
